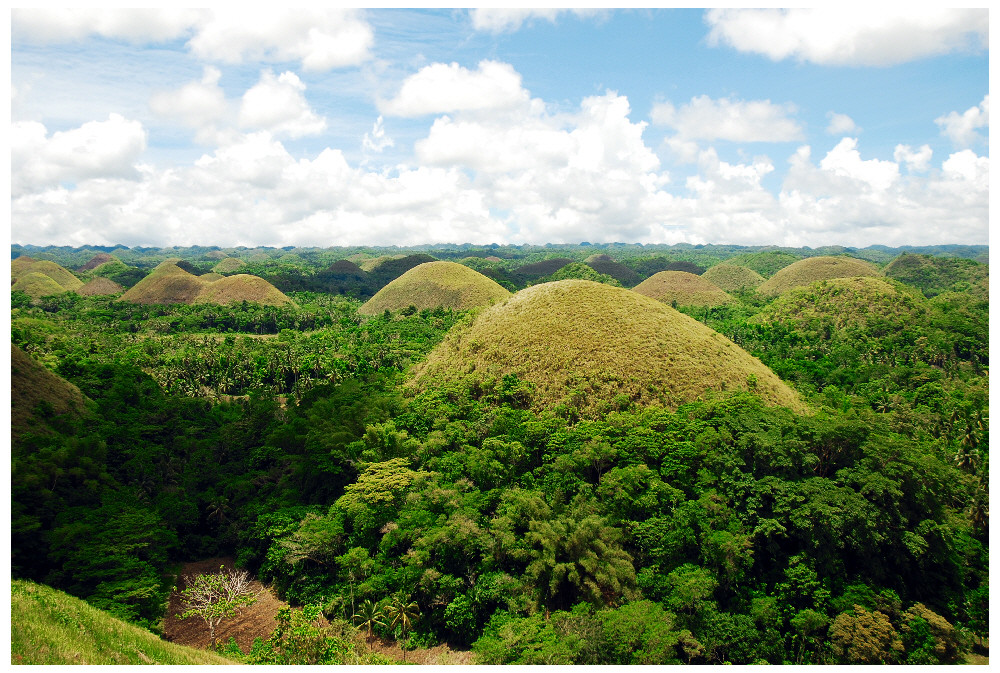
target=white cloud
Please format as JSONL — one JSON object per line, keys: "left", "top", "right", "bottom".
{"left": 238, "top": 70, "right": 326, "bottom": 138}
{"left": 381, "top": 60, "right": 532, "bottom": 118}
{"left": 188, "top": 8, "right": 373, "bottom": 70}
{"left": 362, "top": 116, "right": 394, "bottom": 154}
{"left": 470, "top": 8, "right": 603, "bottom": 33}
{"left": 149, "top": 66, "right": 229, "bottom": 135}
{"left": 12, "top": 8, "right": 373, "bottom": 71}
{"left": 11, "top": 114, "right": 147, "bottom": 197}
{"left": 651, "top": 96, "right": 802, "bottom": 143}
{"left": 893, "top": 144, "right": 933, "bottom": 172}
{"left": 935, "top": 95, "right": 989, "bottom": 148}
{"left": 818, "top": 137, "right": 899, "bottom": 192}
{"left": 826, "top": 112, "right": 858, "bottom": 135}
{"left": 705, "top": 8, "right": 987, "bottom": 66}
{"left": 12, "top": 8, "right": 204, "bottom": 44}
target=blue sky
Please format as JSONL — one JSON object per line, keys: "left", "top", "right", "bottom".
{"left": 10, "top": 8, "right": 989, "bottom": 248}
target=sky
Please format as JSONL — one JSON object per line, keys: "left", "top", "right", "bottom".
{"left": 8, "top": 8, "right": 990, "bottom": 248}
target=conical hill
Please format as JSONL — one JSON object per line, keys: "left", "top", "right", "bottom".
{"left": 12, "top": 272, "right": 69, "bottom": 299}
{"left": 757, "top": 276, "right": 928, "bottom": 331}
{"left": 702, "top": 264, "right": 766, "bottom": 292}
{"left": 213, "top": 257, "right": 246, "bottom": 273}
{"left": 12, "top": 345, "right": 89, "bottom": 441}
{"left": 757, "top": 256, "right": 880, "bottom": 296}
{"left": 12, "top": 260, "right": 83, "bottom": 291}
{"left": 632, "top": 271, "right": 731, "bottom": 307}
{"left": 77, "top": 277, "right": 124, "bottom": 296}
{"left": 410, "top": 280, "right": 804, "bottom": 415}
{"left": 194, "top": 274, "right": 294, "bottom": 306}
{"left": 120, "top": 263, "right": 206, "bottom": 304}
{"left": 359, "top": 261, "right": 511, "bottom": 315}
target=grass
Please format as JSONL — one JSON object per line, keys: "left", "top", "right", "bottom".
{"left": 756, "top": 276, "right": 928, "bottom": 331}
{"left": 11, "top": 344, "right": 90, "bottom": 441}
{"left": 884, "top": 252, "right": 988, "bottom": 299}
{"left": 78, "top": 252, "right": 115, "bottom": 271}
{"left": 410, "top": 279, "right": 805, "bottom": 416}
{"left": 12, "top": 260, "right": 84, "bottom": 291}
{"left": 77, "top": 277, "right": 124, "bottom": 296}
{"left": 194, "top": 274, "right": 295, "bottom": 306}
{"left": 585, "top": 255, "right": 643, "bottom": 287}
{"left": 757, "top": 256, "right": 880, "bottom": 296}
{"left": 10, "top": 579, "right": 237, "bottom": 665}
{"left": 359, "top": 261, "right": 511, "bottom": 315}
{"left": 12, "top": 272, "right": 70, "bottom": 299}
{"left": 632, "top": 271, "right": 732, "bottom": 307}
{"left": 212, "top": 257, "right": 246, "bottom": 273}
{"left": 702, "top": 263, "right": 766, "bottom": 292}
{"left": 725, "top": 251, "right": 801, "bottom": 277}
{"left": 359, "top": 254, "right": 404, "bottom": 272}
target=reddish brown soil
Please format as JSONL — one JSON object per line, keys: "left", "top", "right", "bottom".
{"left": 161, "top": 557, "right": 473, "bottom": 664}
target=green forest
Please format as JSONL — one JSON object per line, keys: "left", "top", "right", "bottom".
{"left": 10, "top": 242, "right": 988, "bottom": 665}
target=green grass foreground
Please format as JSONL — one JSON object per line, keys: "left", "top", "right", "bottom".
{"left": 10, "top": 580, "right": 237, "bottom": 665}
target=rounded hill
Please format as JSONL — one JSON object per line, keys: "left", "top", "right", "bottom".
{"left": 757, "top": 276, "right": 928, "bottom": 332}
{"left": 585, "top": 254, "right": 642, "bottom": 286}
{"left": 632, "top": 271, "right": 731, "bottom": 307}
{"left": 194, "top": 274, "right": 294, "bottom": 306}
{"left": 757, "top": 256, "right": 880, "bottom": 296}
{"left": 12, "top": 272, "right": 69, "bottom": 299}
{"left": 409, "top": 280, "right": 804, "bottom": 415}
{"left": 702, "top": 264, "right": 766, "bottom": 292}
{"left": 884, "top": 253, "right": 988, "bottom": 299}
{"left": 213, "top": 257, "right": 246, "bottom": 273}
{"left": 12, "top": 260, "right": 83, "bottom": 291}
{"left": 120, "top": 264, "right": 206, "bottom": 304}
{"left": 77, "top": 277, "right": 124, "bottom": 296}
{"left": 359, "top": 261, "right": 511, "bottom": 315}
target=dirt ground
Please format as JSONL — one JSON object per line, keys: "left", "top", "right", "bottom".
{"left": 161, "top": 557, "right": 472, "bottom": 664}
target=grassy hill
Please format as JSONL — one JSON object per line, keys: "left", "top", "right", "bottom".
{"left": 11, "top": 580, "right": 236, "bottom": 665}
{"left": 702, "top": 263, "right": 766, "bottom": 292}
{"left": 359, "top": 261, "right": 511, "bottom": 315}
{"left": 724, "top": 250, "right": 800, "bottom": 277}
{"left": 213, "top": 257, "right": 246, "bottom": 273}
{"left": 410, "top": 279, "right": 804, "bottom": 416}
{"left": 77, "top": 277, "right": 124, "bottom": 296}
{"left": 756, "top": 276, "right": 929, "bottom": 332}
{"left": 194, "top": 274, "right": 295, "bottom": 306}
{"left": 884, "top": 252, "right": 988, "bottom": 299}
{"left": 632, "top": 271, "right": 731, "bottom": 307}
{"left": 12, "top": 259, "right": 84, "bottom": 291}
{"left": 584, "top": 254, "right": 643, "bottom": 286}
{"left": 78, "top": 252, "right": 115, "bottom": 271}
{"left": 12, "top": 272, "right": 70, "bottom": 299}
{"left": 757, "top": 256, "right": 880, "bottom": 296}
{"left": 11, "top": 344, "right": 90, "bottom": 442}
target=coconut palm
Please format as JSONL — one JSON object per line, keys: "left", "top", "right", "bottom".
{"left": 352, "top": 599, "right": 385, "bottom": 652}
{"left": 384, "top": 593, "right": 420, "bottom": 662}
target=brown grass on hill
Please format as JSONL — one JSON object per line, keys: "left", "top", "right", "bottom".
{"left": 199, "top": 272, "right": 224, "bottom": 282}
{"left": 212, "top": 258, "right": 246, "bottom": 274}
{"left": 12, "top": 260, "right": 84, "bottom": 290}
{"left": 757, "top": 256, "right": 880, "bottom": 296}
{"left": 359, "top": 261, "right": 511, "bottom": 315}
{"left": 11, "top": 344, "right": 89, "bottom": 441}
{"left": 204, "top": 250, "right": 230, "bottom": 260}
{"left": 121, "top": 266, "right": 207, "bottom": 304}
{"left": 194, "top": 274, "right": 294, "bottom": 306}
{"left": 12, "top": 272, "right": 69, "bottom": 299}
{"left": 484, "top": 255, "right": 502, "bottom": 262}
{"left": 78, "top": 253, "right": 115, "bottom": 271}
{"left": 755, "top": 276, "right": 928, "bottom": 331}
{"left": 410, "top": 280, "right": 805, "bottom": 416}
{"left": 77, "top": 277, "right": 124, "bottom": 296}
{"left": 359, "top": 255, "right": 405, "bottom": 272}
{"left": 632, "top": 271, "right": 731, "bottom": 307}
{"left": 11, "top": 256, "right": 36, "bottom": 275}
{"left": 702, "top": 264, "right": 766, "bottom": 292}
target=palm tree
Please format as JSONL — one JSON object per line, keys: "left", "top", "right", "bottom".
{"left": 384, "top": 593, "right": 420, "bottom": 662}
{"left": 352, "top": 599, "right": 385, "bottom": 652}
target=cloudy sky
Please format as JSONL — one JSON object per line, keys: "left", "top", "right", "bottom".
{"left": 10, "top": 8, "right": 989, "bottom": 248}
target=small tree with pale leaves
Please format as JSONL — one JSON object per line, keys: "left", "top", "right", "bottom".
{"left": 179, "top": 566, "right": 258, "bottom": 647}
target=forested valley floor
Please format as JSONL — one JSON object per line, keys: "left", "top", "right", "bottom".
{"left": 11, "top": 243, "right": 988, "bottom": 665}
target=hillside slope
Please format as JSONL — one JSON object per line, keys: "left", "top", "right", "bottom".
{"left": 11, "top": 580, "right": 236, "bottom": 665}
{"left": 632, "top": 270, "right": 731, "bottom": 306}
{"left": 757, "top": 256, "right": 880, "bottom": 296}
{"left": 410, "top": 280, "right": 804, "bottom": 415}
{"left": 360, "top": 261, "right": 511, "bottom": 315}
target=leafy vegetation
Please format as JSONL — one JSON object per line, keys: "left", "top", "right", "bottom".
{"left": 9, "top": 242, "right": 988, "bottom": 665}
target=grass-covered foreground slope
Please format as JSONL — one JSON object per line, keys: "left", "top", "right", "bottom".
{"left": 410, "top": 279, "right": 804, "bottom": 415}
{"left": 757, "top": 255, "right": 880, "bottom": 296}
{"left": 359, "top": 260, "right": 511, "bottom": 315}
{"left": 701, "top": 263, "right": 766, "bottom": 292}
{"left": 10, "top": 580, "right": 236, "bottom": 665}
{"left": 632, "top": 270, "right": 731, "bottom": 306}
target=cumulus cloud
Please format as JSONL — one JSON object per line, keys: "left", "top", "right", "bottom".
{"left": 12, "top": 7, "right": 373, "bottom": 71}
{"left": 936, "top": 95, "right": 989, "bottom": 148}
{"left": 705, "top": 8, "right": 987, "bottom": 66}
{"left": 149, "top": 66, "right": 229, "bottom": 137}
{"left": 362, "top": 116, "right": 394, "bottom": 154}
{"left": 826, "top": 112, "right": 858, "bottom": 135}
{"left": 11, "top": 114, "right": 147, "bottom": 197}
{"left": 893, "top": 144, "right": 932, "bottom": 172}
{"left": 381, "top": 60, "right": 533, "bottom": 118}
{"left": 470, "top": 8, "right": 603, "bottom": 33}
{"left": 818, "top": 137, "right": 899, "bottom": 192}
{"left": 651, "top": 96, "right": 803, "bottom": 142}
{"left": 12, "top": 8, "right": 204, "bottom": 43}
{"left": 238, "top": 70, "right": 326, "bottom": 138}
